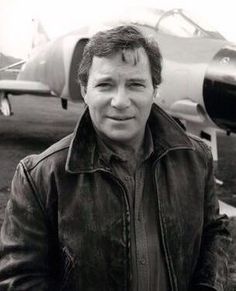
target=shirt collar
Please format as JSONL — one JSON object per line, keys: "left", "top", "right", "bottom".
{"left": 96, "top": 125, "right": 154, "bottom": 167}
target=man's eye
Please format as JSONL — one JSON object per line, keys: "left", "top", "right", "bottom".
{"left": 129, "top": 83, "right": 145, "bottom": 88}
{"left": 96, "top": 83, "right": 112, "bottom": 88}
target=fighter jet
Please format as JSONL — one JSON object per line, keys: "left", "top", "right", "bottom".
{"left": 0, "top": 8, "right": 236, "bottom": 162}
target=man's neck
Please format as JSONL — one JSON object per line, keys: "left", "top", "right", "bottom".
{"left": 96, "top": 131, "right": 145, "bottom": 162}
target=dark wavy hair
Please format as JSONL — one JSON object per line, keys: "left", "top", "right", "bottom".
{"left": 78, "top": 25, "right": 162, "bottom": 88}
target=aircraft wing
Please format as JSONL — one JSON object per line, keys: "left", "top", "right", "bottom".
{"left": 0, "top": 80, "right": 55, "bottom": 95}
{"left": 0, "top": 80, "right": 56, "bottom": 116}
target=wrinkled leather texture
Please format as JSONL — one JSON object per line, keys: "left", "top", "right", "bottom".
{"left": 0, "top": 104, "right": 231, "bottom": 291}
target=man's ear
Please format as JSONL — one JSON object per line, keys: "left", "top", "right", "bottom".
{"left": 80, "top": 85, "right": 87, "bottom": 103}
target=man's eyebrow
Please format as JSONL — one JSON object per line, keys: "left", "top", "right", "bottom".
{"left": 94, "top": 77, "right": 113, "bottom": 83}
{"left": 127, "top": 78, "right": 147, "bottom": 83}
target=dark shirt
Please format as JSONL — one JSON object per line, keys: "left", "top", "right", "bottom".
{"left": 96, "top": 127, "right": 169, "bottom": 291}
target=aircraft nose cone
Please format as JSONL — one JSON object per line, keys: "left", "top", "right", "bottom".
{"left": 203, "top": 45, "right": 236, "bottom": 133}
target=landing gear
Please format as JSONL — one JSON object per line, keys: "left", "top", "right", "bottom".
{"left": 0, "top": 92, "right": 12, "bottom": 116}
{"left": 61, "top": 98, "right": 68, "bottom": 110}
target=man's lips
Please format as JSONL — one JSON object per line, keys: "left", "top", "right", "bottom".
{"left": 107, "top": 116, "right": 134, "bottom": 121}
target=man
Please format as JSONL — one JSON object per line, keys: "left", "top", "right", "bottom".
{"left": 0, "top": 25, "right": 231, "bottom": 290}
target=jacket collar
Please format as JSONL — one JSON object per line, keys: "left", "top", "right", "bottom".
{"left": 66, "top": 104, "right": 195, "bottom": 173}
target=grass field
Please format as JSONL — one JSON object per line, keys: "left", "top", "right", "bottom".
{"left": 227, "top": 217, "right": 236, "bottom": 291}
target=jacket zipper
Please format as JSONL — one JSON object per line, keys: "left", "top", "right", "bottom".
{"left": 152, "top": 166, "right": 177, "bottom": 291}
{"left": 152, "top": 147, "right": 192, "bottom": 291}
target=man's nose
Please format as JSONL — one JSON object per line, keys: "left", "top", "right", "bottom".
{"left": 111, "top": 87, "right": 131, "bottom": 109}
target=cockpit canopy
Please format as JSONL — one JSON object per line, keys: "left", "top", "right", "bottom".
{"left": 155, "top": 8, "right": 225, "bottom": 39}
{"left": 107, "top": 7, "right": 225, "bottom": 40}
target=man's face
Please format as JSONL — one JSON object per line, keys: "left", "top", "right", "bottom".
{"left": 82, "top": 47, "right": 156, "bottom": 146}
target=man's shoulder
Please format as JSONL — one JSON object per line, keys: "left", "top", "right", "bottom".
{"left": 20, "top": 134, "right": 73, "bottom": 172}
{"left": 187, "top": 133, "right": 212, "bottom": 163}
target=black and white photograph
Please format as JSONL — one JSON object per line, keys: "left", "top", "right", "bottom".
{"left": 0, "top": 0, "right": 236, "bottom": 290}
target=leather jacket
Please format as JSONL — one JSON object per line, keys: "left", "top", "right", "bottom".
{"left": 0, "top": 104, "right": 231, "bottom": 291}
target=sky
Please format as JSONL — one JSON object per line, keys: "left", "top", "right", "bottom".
{"left": 1, "top": 0, "right": 236, "bottom": 59}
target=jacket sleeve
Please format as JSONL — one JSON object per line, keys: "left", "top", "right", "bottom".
{"left": 191, "top": 142, "right": 232, "bottom": 291}
{"left": 0, "top": 161, "right": 58, "bottom": 290}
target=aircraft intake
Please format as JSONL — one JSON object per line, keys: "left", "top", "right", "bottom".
{"left": 203, "top": 45, "right": 236, "bottom": 133}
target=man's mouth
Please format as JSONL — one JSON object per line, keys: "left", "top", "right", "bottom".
{"left": 108, "top": 116, "right": 134, "bottom": 121}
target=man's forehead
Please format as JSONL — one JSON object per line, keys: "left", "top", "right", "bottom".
{"left": 93, "top": 47, "right": 149, "bottom": 66}
{"left": 87, "top": 47, "right": 152, "bottom": 83}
